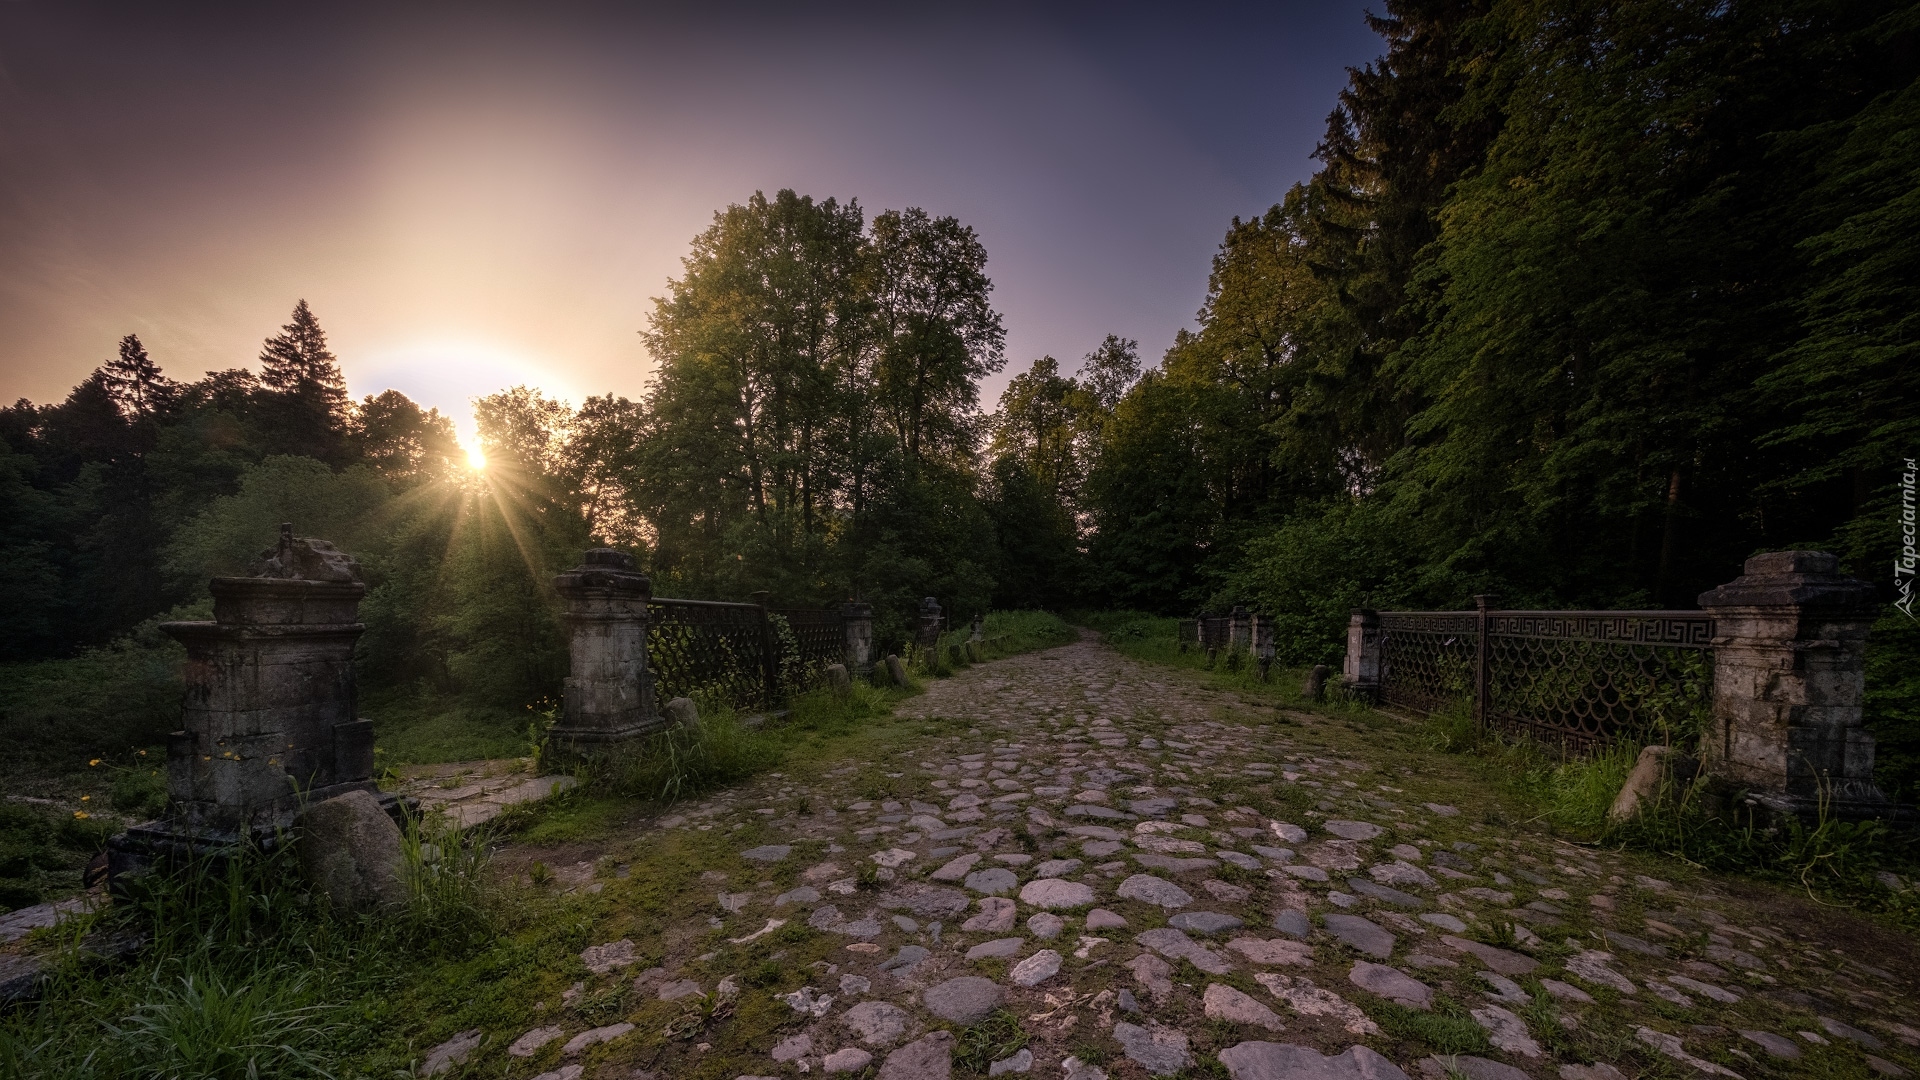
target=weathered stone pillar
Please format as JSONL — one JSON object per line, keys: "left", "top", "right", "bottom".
{"left": 1229, "top": 605, "right": 1251, "bottom": 651}
{"left": 841, "top": 602, "right": 874, "bottom": 678}
{"left": 549, "top": 549, "right": 656, "bottom": 756}
{"left": 109, "top": 526, "right": 383, "bottom": 879}
{"left": 917, "top": 597, "right": 944, "bottom": 652}
{"left": 1697, "top": 551, "right": 1890, "bottom": 819}
{"left": 1340, "top": 610, "right": 1381, "bottom": 703}
{"left": 1250, "top": 614, "right": 1275, "bottom": 681}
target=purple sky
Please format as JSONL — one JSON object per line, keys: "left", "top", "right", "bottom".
{"left": 0, "top": 2, "right": 1381, "bottom": 444}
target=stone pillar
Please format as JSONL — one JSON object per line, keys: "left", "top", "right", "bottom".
{"left": 1250, "top": 614, "right": 1275, "bottom": 682}
{"left": 840, "top": 602, "right": 874, "bottom": 678}
{"left": 109, "top": 526, "right": 383, "bottom": 879}
{"left": 1229, "top": 605, "right": 1250, "bottom": 651}
{"left": 917, "top": 597, "right": 944, "bottom": 652}
{"left": 1472, "top": 594, "right": 1497, "bottom": 727}
{"left": 1697, "top": 551, "right": 1889, "bottom": 819}
{"left": 549, "top": 549, "right": 656, "bottom": 756}
{"left": 1340, "top": 610, "right": 1381, "bottom": 703}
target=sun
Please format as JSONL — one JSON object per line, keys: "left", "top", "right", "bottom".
{"left": 465, "top": 443, "right": 487, "bottom": 471}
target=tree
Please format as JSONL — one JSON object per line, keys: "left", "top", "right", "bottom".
{"left": 990, "top": 357, "right": 1084, "bottom": 510}
{"left": 870, "top": 207, "right": 1005, "bottom": 472}
{"left": 100, "top": 335, "right": 176, "bottom": 426}
{"left": 256, "top": 299, "right": 350, "bottom": 462}
{"left": 351, "top": 390, "right": 461, "bottom": 489}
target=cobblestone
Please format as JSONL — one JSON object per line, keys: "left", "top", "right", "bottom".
{"left": 392, "top": 632, "right": 1919, "bottom": 1080}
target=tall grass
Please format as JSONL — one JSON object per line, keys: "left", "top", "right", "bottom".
{"left": 1418, "top": 704, "right": 1920, "bottom": 927}
{"left": 593, "top": 704, "right": 784, "bottom": 804}
{"left": 0, "top": 815, "right": 500, "bottom": 1079}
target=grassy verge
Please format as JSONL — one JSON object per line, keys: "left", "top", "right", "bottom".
{"left": 910, "top": 609, "right": 1076, "bottom": 677}
{"left": 3, "top": 608, "right": 1077, "bottom": 1076}
{"left": 1411, "top": 696, "right": 1920, "bottom": 926}
{"left": 1086, "top": 609, "right": 1920, "bottom": 931}
{"left": 0, "top": 810, "right": 502, "bottom": 1079}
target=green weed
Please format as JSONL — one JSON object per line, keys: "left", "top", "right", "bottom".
{"left": 1371, "top": 997, "right": 1492, "bottom": 1054}
{"left": 953, "top": 1008, "right": 1031, "bottom": 1075}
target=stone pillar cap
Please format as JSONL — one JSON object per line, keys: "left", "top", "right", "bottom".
{"left": 580, "top": 548, "right": 637, "bottom": 570}
{"left": 555, "top": 549, "right": 650, "bottom": 595}
{"left": 1697, "top": 549, "right": 1878, "bottom": 613}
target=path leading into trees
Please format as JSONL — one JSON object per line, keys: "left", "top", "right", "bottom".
{"left": 425, "top": 633, "right": 1919, "bottom": 1080}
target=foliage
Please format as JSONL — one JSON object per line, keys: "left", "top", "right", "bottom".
{"left": 1422, "top": 709, "right": 1920, "bottom": 927}
{"left": 1057, "top": 0, "right": 1919, "bottom": 772}
{"left": 0, "top": 819, "right": 498, "bottom": 1079}
{"left": 594, "top": 706, "right": 785, "bottom": 804}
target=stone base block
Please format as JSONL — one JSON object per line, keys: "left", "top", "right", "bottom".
{"left": 105, "top": 785, "right": 414, "bottom": 891}
{"left": 545, "top": 718, "right": 672, "bottom": 760}
{"left": 1744, "top": 782, "right": 1915, "bottom": 825}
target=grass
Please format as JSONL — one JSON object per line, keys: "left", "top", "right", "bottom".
{"left": 1, "top": 811, "right": 500, "bottom": 1079}
{"left": 1371, "top": 997, "right": 1492, "bottom": 1055}
{"left": 1412, "top": 693, "right": 1920, "bottom": 929}
{"left": 1078, "top": 610, "right": 1376, "bottom": 717}
{"left": 918, "top": 609, "right": 1076, "bottom": 674}
{"left": 953, "top": 1008, "right": 1031, "bottom": 1075}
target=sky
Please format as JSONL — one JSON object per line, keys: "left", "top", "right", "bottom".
{"left": 0, "top": 1, "right": 1383, "bottom": 448}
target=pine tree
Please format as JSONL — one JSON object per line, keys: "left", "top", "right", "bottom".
{"left": 100, "top": 334, "right": 176, "bottom": 423}
{"left": 256, "top": 299, "right": 350, "bottom": 462}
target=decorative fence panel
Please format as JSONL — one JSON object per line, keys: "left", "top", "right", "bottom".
{"left": 648, "top": 599, "right": 779, "bottom": 711}
{"left": 1481, "top": 612, "right": 1713, "bottom": 749}
{"left": 1377, "top": 606, "right": 1714, "bottom": 749}
{"left": 648, "top": 600, "right": 851, "bottom": 712}
{"left": 1378, "top": 612, "right": 1479, "bottom": 717}
{"left": 772, "top": 607, "right": 843, "bottom": 692}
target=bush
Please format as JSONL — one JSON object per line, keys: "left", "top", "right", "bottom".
{"left": 0, "top": 636, "right": 182, "bottom": 787}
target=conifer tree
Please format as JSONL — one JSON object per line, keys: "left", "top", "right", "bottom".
{"left": 256, "top": 299, "right": 350, "bottom": 462}
{"left": 100, "top": 334, "right": 176, "bottom": 423}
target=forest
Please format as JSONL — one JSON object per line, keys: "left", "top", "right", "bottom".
{"left": 1, "top": 0, "right": 1915, "bottom": 794}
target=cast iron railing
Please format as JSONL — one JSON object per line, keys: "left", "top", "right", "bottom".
{"left": 1379, "top": 603, "right": 1715, "bottom": 749}
{"left": 648, "top": 598, "right": 780, "bottom": 711}
{"left": 772, "top": 606, "right": 844, "bottom": 691}
{"left": 647, "top": 599, "right": 851, "bottom": 713}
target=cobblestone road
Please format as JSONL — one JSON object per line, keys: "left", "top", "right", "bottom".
{"left": 438, "top": 633, "right": 1919, "bottom": 1080}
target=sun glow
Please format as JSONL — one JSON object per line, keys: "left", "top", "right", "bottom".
{"left": 465, "top": 443, "right": 487, "bottom": 471}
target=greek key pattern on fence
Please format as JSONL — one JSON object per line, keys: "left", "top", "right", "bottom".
{"left": 1379, "top": 609, "right": 1714, "bottom": 748}
{"left": 1485, "top": 612, "right": 1714, "bottom": 647}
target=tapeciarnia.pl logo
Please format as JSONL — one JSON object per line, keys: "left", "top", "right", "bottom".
{"left": 1899, "top": 457, "right": 1917, "bottom": 621}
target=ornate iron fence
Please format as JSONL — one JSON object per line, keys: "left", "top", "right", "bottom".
{"left": 1378, "top": 604, "right": 1715, "bottom": 749}
{"left": 1378, "top": 612, "right": 1479, "bottom": 717}
{"left": 772, "top": 607, "right": 843, "bottom": 692}
{"left": 648, "top": 600, "right": 850, "bottom": 712}
{"left": 648, "top": 599, "right": 779, "bottom": 711}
